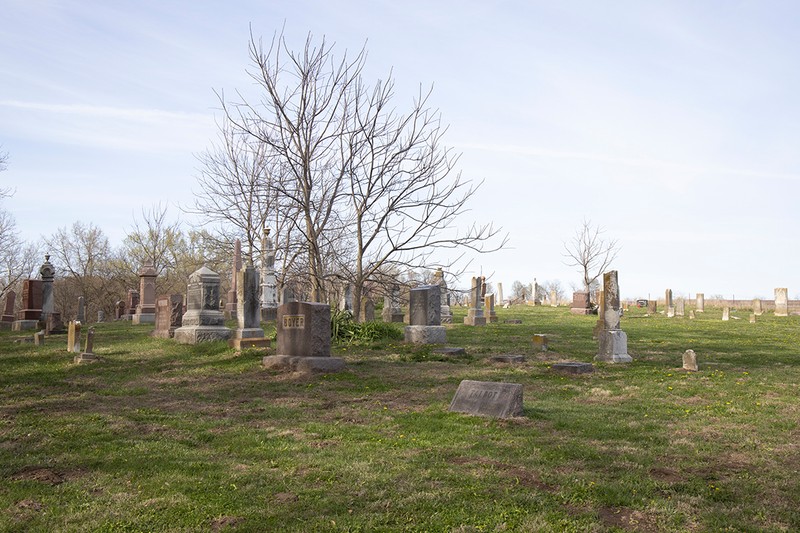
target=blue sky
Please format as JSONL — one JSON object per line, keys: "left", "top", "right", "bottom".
{"left": 2, "top": 1, "right": 798, "bottom": 299}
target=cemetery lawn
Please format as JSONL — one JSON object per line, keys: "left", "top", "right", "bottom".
{"left": 2, "top": 307, "right": 800, "bottom": 532}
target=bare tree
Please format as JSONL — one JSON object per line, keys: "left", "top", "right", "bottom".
{"left": 0, "top": 150, "right": 37, "bottom": 301}
{"left": 563, "top": 219, "right": 619, "bottom": 297}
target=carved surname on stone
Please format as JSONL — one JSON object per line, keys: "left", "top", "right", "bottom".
{"left": 283, "top": 315, "right": 305, "bottom": 329}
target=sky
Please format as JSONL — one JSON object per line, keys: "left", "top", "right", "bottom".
{"left": 2, "top": 0, "right": 799, "bottom": 300}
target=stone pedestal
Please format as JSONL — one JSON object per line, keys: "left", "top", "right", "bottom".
{"left": 12, "top": 320, "right": 39, "bottom": 331}
{"left": 596, "top": 330, "right": 631, "bottom": 363}
{"left": 174, "top": 266, "right": 232, "bottom": 344}
{"left": 132, "top": 263, "right": 157, "bottom": 324}
{"left": 404, "top": 325, "right": 447, "bottom": 344}
{"left": 463, "top": 309, "right": 487, "bottom": 326}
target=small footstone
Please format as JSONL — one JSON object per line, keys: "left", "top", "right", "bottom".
{"left": 490, "top": 355, "right": 525, "bottom": 363}
{"left": 433, "top": 347, "right": 466, "bottom": 356}
{"left": 682, "top": 349, "right": 698, "bottom": 372}
{"left": 503, "top": 319, "right": 522, "bottom": 324}
{"left": 448, "top": 380, "right": 524, "bottom": 418}
{"left": 73, "top": 353, "right": 100, "bottom": 364}
{"left": 551, "top": 362, "right": 594, "bottom": 374}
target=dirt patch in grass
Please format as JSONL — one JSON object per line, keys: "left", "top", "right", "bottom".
{"left": 15, "top": 499, "right": 44, "bottom": 512}
{"left": 209, "top": 515, "right": 244, "bottom": 531}
{"left": 649, "top": 466, "right": 684, "bottom": 483}
{"left": 448, "top": 456, "right": 556, "bottom": 492}
{"left": 598, "top": 506, "right": 660, "bottom": 532}
{"left": 273, "top": 492, "right": 299, "bottom": 504}
{"left": 10, "top": 467, "right": 64, "bottom": 485}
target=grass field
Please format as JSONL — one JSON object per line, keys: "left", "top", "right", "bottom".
{"left": 2, "top": 305, "right": 800, "bottom": 532}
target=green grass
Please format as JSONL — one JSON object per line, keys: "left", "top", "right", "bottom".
{"left": 2, "top": 307, "right": 800, "bottom": 531}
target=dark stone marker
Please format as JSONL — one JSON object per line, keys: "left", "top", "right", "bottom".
{"left": 570, "top": 291, "right": 591, "bottom": 315}
{"left": 433, "top": 347, "right": 467, "bottom": 356}
{"left": 153, "top": 294, "right": 183, "bottom": 338}
{"left": 490, "top": 355, "right": 525, "bottom": 363}
{"left": 502, "top": 319, "right": 522, "bottom": 324}
{"left": 409, "top": 285, "right": 441, "bottom": 326}
{"left": 551, "top": 362, "right": 594, "bottom": 374}
{"left": 448, "top": 380, "right": 524, "bottom": 418}
{"left": 263, "top": 301, "right": 344, "bottom": 372}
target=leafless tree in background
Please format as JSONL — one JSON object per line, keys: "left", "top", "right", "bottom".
{"left": 563, "top": 219, "right": 619, "bottom": 298}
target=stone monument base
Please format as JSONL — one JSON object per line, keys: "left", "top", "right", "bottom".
{"left": 74, "top": 352, "right": 100, "bottom": 364}
{"left": 404, "top": 325, "right": 447, "bottom": 344}
{"left": 12, "top": 320, "right": 39, "bottom": 331}
{"left": 487, "top": 312, "right": 498, "bottom": 323}
{"left": 230, "top": 337, "right": 271, "bottom": 350}
{"left": 132, "top": 313, "right": 155, "bottom": 325}
{"left": 262, "top": 355, "right": 345, "bottom": 373}
{"left": 174, "top": 325, "right": 232, "bottom": 344}
{"left": 463, "top": 310, "right": 486, "bottom": 326}
{"left": 570, "top": 308, "right": 591, "bottom": 315}
{"left": 595, "top": 330, "right": 632, "bottom": 363}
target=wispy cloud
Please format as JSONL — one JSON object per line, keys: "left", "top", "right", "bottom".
{"left": 0, "top": 100, "right": 209, "bottom": 125}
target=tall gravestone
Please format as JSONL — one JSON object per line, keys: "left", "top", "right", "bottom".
{"left": 532, "top": 278, "right": 540, "bottom": 305}
{"left": 696, "top": 293, "right": 704, "bottom": 312}
{"left": 67, "top": 320, "right": 82, "bottom": 353}
{"left": 132, "top": 263, "right": 156, "bottom": 324}
{"left": 485, "top": 294, "right": 497, "bottom": 323}
{"left": 595, "top": 270, "right": 631, "bottom": 363}
{"left": 153, "top": 294, "right": 183, "bottom": 339}
{"left": 404, "top": 285, "right": 447, "bottom": 344}
{"left": 263, "top": 302, "right": 345, "bottom": 372}
{"left": 432, "top": 268, "right": 452, "bottom": 324}
{"left": 125, "top": 289, "right": 139, "bottom": 320}
{"left": 339, "top": 283, "right": 353, "bottom": 313}
{"left": 665, "top": 289, "right": 675, "bottom": 318}
{"left": 550, "top": 289, "right": 558, "bottom": 307}
{"left": 722, "top": 307, "right": 730, "bottom": 321}
{"left": 260, "top": 227, "right": 278, "bottom": 321}
{"left": 114, "top": 300, "right": 125, "bottom": 320}
{"left": 76, "top": 296, "right": 85, "bottom": 323}
{"left": 675, "top": 298, "right": 685, "bottom": 317}
{"left": 464, "top": 276, "right": 487, "bottom": 326}
{"left": 174, "top": 266, "right": 232, "bottom": 344}
{"left": 497, "top": 282, "right": 504, "bottom": 305}
{"left": 382, "top": 284, "right": 404, "bottom": 323}
{"left": 570, "top": 291, "right": 591, "bottom": 315}
{"left": 12, "top": 279, "right": 43, "bottom": 331}
{"left": 39, "top": 255, "right": 55, "bottom": 322}
{"left": 1, "top": 289, "right": 15, "bottom": 326}
{"left": 752, "top": 298, "right": 763, "bottom": 316}
{"left": 230, "top": 264, "right": 268, "bottom": 350}
{"left": 224, "top": 240, "right": 242, "bottom": 320}
{"left": 774, "top": 288, "right": 788, "bottom": 317}
{"left": 361, "top": 298, "right": 375, "bottom": 321}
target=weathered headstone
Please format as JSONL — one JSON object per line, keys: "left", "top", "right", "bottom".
{"left": 76, "top": 296, "right": 86, "bottom": 323}
{"left": 361, "top": 298, "right": 375, "bottom": 322}
{"left": 34, "top": 330, "right": 45, "bottom": 346}
{"left": 262, "top": 302, "right": 345, "bottom": 372}
{"left": 1, "top": 289, "right": 15, "bottom": 326}
{"left": 752, "top": 298, "right": 763, "bottom": 316}
{"left": 339, "top": 283, "right": 353, "bottom": 313}
{"left": 532, "top": 278, "right": 541, "bottom": 305}
{"left": 230, "top": 264, "right": 268, "bottom": 350}
{"left": 696, "top": 293, "right": 705, "bottom": 313}
{"left": 153, "top": 294, "right": 183, "bottom": 339}
{"left": 569, "top": 291, "right": 591, "bottom": 315}
{"left": 74, "top": 327, "right": 98, "bottom": 363}
{"left": 490, "top": 354, "right": 525, "bottom": 364}
{"left": 260, "top": 227, "right": 278, "bottom": 321}
{"left": 124, "top": 289, "right": 139, "bottom": 320}
{"left": 485, "top": 293, "right": 497, "bottom": 323}
{"left": 174, "top": 266, "right": 232, "bottom": 344}
{"left": 224, "top": 240, "right": 242, "bottom": 320}
{"left": 592, "top": 290, "right": 606, "bottom": 340}
{"left": 382, "top": 285, "right": 404, "bottom": 323}
{"left": 115, "top": 300, "right": 125, "bottom": 320}
{"left": 722, "top": 307, "right": 730, "bottom": 321}
{"left": 550, "top": 289, "right": 558, "bottom": 307}
{"left": 463, "top": 276, "right": 487, "bottom": 326}
{"left": 67, "top": 320, "right": 82, "bottom": 353}
{"left": 39, "top": 255, "right": 55, "bottom": 322}
{"left": 404, "top": 285, "right": 447, "bottom": 344}
{"left": 532, "top": 334, "right": 548, "bottom": 352}
{"left": 749, "top": 313, "right": 756, "bottom": 324}
{"left": 646, "top": 300, "right": 657, "bottom": 314}
{"left": 682, "top": 349, "right": 697, "bottom": 371}
{"left": 497, "top": 282, "right": 504, "bottom": 306}
{"left": 665, "top": 289, "right": 675, "bottom": 318}
{"left": 688, "top": 310, "right": 696, "bottom": 319}
{"left": 132, "top": 263, "right": 157, "bottom": 324}
{"left": 675, "top": 298, "right": 685, "bottom": 317}
{"left": 551, "top": 362, "right": 594, "bottom": 374}
{"left": 97, "top": 310, "right": 105, "bottom": 323}
{"left": 595, "top": 270, "right": 631, "bottom": 363}
{"left": 774, "top": 288, "right": 788, "bottom": 317}
{"left": 448, "top": 380, "right": 524, "bottom": 419}
{"left": 12, "top": 279, "right": 43, "bottom": 331}
{"left": 432, "top": 268, "right": 452, "bottom": 324}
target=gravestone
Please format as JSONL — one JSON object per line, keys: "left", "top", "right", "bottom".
{"left": 97, "top": 310, "right": 105, "bottom": 323}
{"left": 76, "top": 296, "right": 86, "bottom": 323}
{"left": 382, "top": 285, "right": 404, "bottom": 323}
{"left": 463, "top": 276, "right": 487, "bottom": 326}
{"left": 260, "top": 227, "right": 278, "bottom": 321}
{"left": 593, "top": 290, "right": 605, "bottom": 340}
{"left": 432, "top": 268, "right": 452, "bottom": 324}
{"left": 497, "top": 282, "right": 504, "bottom": 306}
{"left": 570, "top": 291, "right": 591, "bottom": 315}
{"left": 12, "top": 279, "right": 43, "bottom": 331}
{"left": 124, "top": 289, "right": 139, "bottom": 320}
{"left": 490, "top": 354, "right": 525, "bottom": 364}
{"left": 230, "top": 264, "right": 268, "bottom": 350}
{"left": 696, "top": 293, "right": 705, "bottom": 312}
{"left": 689, "top": 310, "right": 696, "bottom": 319}
{"left": 132, "top": 263, "right": 157, "bottom": 324}
{"left": 115, "top": 300, "right": 125, "bottom": 320}
{"left": 361, "top": 298, "right": 375, "bottom": 322}
{"left": 46, "top": 312, "right": 64, "bottom": 334}
{"left": 485, "top": 293, "right": 497, "bottom": 323}
{"left": 774, "top": 288, "right": 788, "bottom": 317}
{"left": 1, "top": 289, "right": 15, "bottom": 326}
{"left": 339, "top": 283, "right": 353, "bottom": 313}
{"left": 448, "top": 380, "right": 524, "bottom": 419}
{"left": 224, "top": 240, "right": 242, "bottom": 320}
{"left": 174, "top": 266, "right": 232, "bottom": 344}
{"left": 532, "top": 278, "right": 541, "bottom": 305}
{"left": 646, "top": 300, "right": 657, "bottom": 314}
{"left": 532, "top": 334, "right": 548, "bottom": 352}
{"left": 551, "top": 362, "right": 594, "bottom": 374}
{"left": 404, "top": 285, "right": 447, "bottom": 344}
{"left": 153, "top": 294, "right": 183, "bottom": 339}
{"left": 752, "top": 298, "right": 763, "bottom": 316}
{"left": 34, "top": 330, "right": 45, "bottom": 346}
{"left": 682, "top": 349, "right": 698, "bottom": 371}
{"left": 665, "top": 289, "right": 675, "bottom": 318}
{"left": 675, "top": 298, "right": 685, "bottom": 317}
{"left": 67, "top": 321, "right": 82, "bottom": 353}
{"left": 39, "top": 255, "right": 55, "bottom": 322}
{"left": 74, "top": 327, "right": 98, "bottom": 363}
{"left": 550, "top": 289, "right": 558, "bottom": 307}
{"left": 262, "top": 302, "right": 345, "bottom": 372}
{"left": 722, "top": 307, "right": 730, "bottom": 321}
{"left": 749, "top": 313, "right": 756, "bottom": 324}
{"left": 595, "top": 270, "right": 632, "bottom": 363}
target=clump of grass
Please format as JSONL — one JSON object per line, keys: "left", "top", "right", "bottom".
{"left": 331, "top": 309, "right": 403, "bottom": 345}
